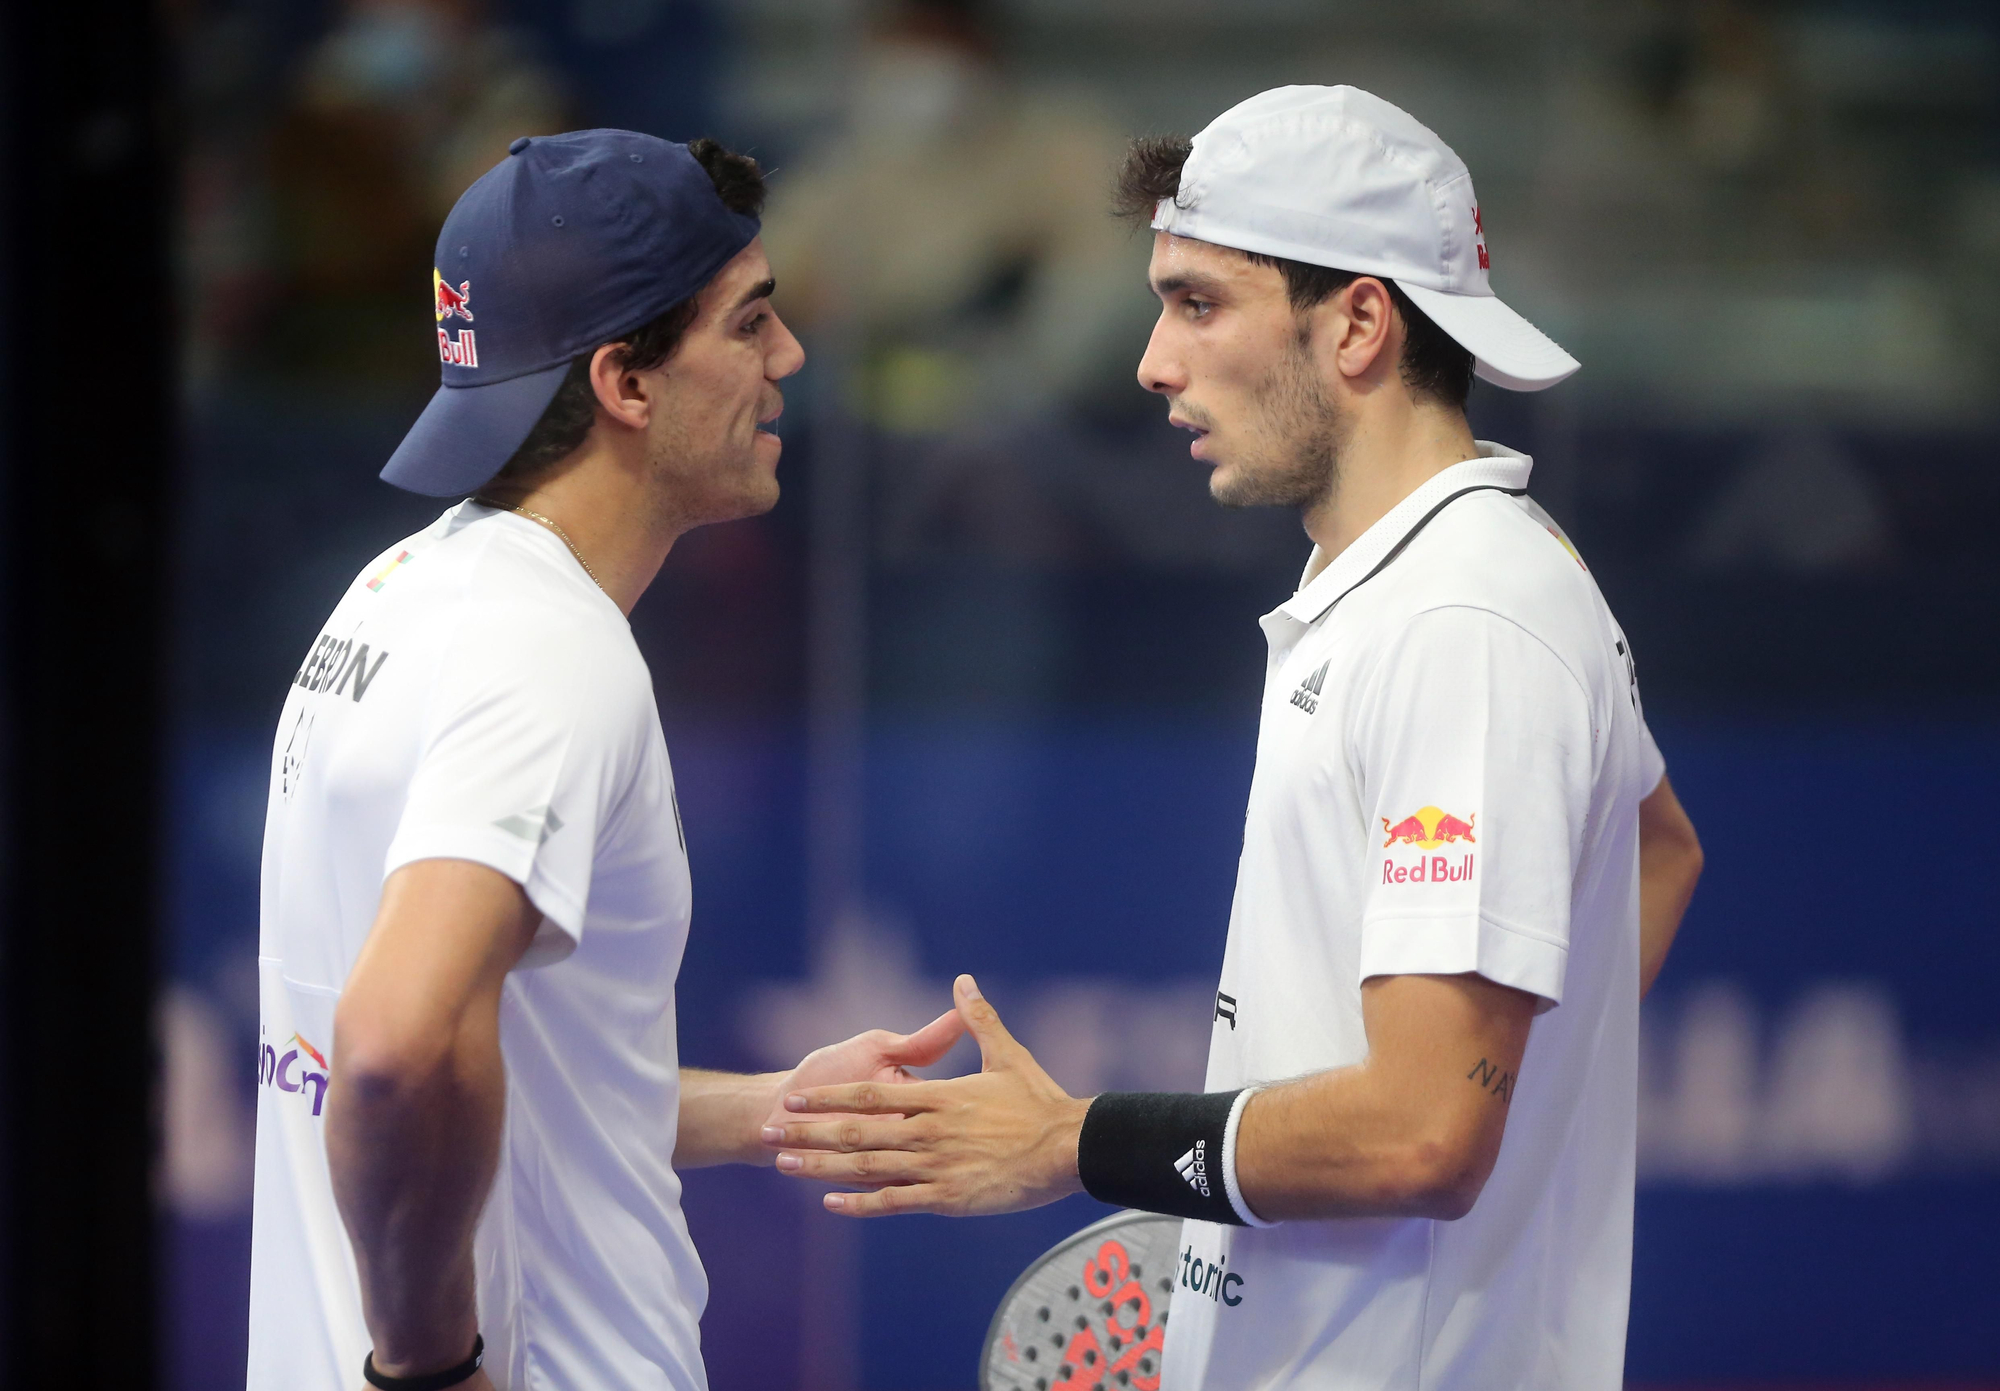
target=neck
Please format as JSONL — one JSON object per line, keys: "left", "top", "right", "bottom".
{"left": 483, "top": 444, "right": 681, "bottom": 616}
{"left": 1299, "top": 394, "right": 1479, "bottom": 581}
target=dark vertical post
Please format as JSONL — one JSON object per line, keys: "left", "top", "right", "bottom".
{"left": 2, "top": 0, "right": 173, "bottom": 1381}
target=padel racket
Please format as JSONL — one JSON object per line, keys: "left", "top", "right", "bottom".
{"left": 979, "top": 1209, "right": 1181, "bottom": 1391}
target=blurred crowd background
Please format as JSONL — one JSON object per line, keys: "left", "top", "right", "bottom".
{"left": 153, "top": 0, "right": 1998, "bottom": 1386}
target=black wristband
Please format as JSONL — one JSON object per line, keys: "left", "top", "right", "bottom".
{"left": 363, "top": 1335, "right": 484, "bottom": 1391}
{"left": 1076, "top": 1090, "right": 1249, "bottom": 1225}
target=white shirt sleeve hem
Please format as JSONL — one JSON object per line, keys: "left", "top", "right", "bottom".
{"left": 383, "top": 826, "right": 587, "bottom": 952}
{"left": 1358, "top": 910, "right": 1568, "bottom": 1009}
{"left": 1222, "top": 1088, "right": 1278, "bottom": 1228}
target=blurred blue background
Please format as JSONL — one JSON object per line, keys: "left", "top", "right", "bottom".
{"left": 157, "top": 0, "right": 2000, "bottom": 1387}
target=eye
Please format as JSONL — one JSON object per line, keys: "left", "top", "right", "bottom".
{"left": 741, "top": 310, "right": 769, "bottom": 335}
{"left": 1185, "top": 297, "right": 1215, "bottom": 320}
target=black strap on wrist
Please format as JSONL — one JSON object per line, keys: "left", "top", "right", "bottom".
{"left": 1076, "top": 1090, "right": 1248, "bottom": 1225}
{"left": 363, "top": 1335, "right": 484, "bottom": 1391}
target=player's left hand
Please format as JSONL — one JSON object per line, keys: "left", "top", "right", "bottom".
{"left": 763, "top": 974, "right": 1091, "bottom": 1217}
{"left": 760, "top": 1007, "right": 968, "bottom": 1139}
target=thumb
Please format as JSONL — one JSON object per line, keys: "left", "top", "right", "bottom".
{"left": 955, "top": 974, "right": 1024, "bottom": 1072}
{"left": 880, "top": 1007, "right": 968, "bottom": 1069}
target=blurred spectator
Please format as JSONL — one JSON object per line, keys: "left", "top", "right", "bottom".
{"left": 760, "top": 0, "right": 1150, "bottom": 434}
{"left": 257, "top": 0, "right": 566, "bottom": 393}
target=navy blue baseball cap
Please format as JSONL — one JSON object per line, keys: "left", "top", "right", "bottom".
{"left": 382, "top": 129, "right": 761, "bottom": 497}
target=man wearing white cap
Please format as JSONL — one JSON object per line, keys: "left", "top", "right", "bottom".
{"left": 764, "top": 86, "right": 1705, "bottom": 1388}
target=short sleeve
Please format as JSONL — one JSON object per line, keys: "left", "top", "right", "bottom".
{"left": 1352, "top": 607, "right": 1595, "bottom": 1009}
{"left": 384, "top": 607, "right": 643, "bottom": 966}
{"left": 1637, "top": 715, "right": 1667, "bottom": 796}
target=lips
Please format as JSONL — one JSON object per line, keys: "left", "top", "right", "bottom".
{"left": 1170, "top": 414, "right": 1211, "bottom": 460}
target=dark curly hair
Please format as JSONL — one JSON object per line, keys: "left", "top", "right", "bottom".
{"left": 1115, "top": 135, "right": 1474, "bottom": 410}
{"left": 485, "top": 138, "right": 769, "bottom": 492}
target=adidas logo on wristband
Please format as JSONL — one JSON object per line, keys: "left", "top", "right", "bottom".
{"left": 1175, "top": 1141, "right": 1212, "bottom": 1198}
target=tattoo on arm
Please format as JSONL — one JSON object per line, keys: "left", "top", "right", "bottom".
{"left": 1466, "top": 1057, "right": 1515, "bottom": 1104}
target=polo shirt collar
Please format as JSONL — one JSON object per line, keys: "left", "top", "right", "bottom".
{"left": 1273, "top": 441, "right": 1534, "bottom": 630}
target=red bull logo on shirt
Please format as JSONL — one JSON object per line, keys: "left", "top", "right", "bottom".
{"left": 1381, "top": 806, "right": 1476, "bottom": 849}
{"left": 1381, "top": 805, "right": 1477, "bottom": 886}
{"left": 259, "top": 1027, "right": 331, "bottom": 1118}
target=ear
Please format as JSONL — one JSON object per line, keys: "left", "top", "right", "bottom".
{"left": 1328, "top": 276, "right": 1400, "bottom": 383}
{"left": 587, "top": 342, "right": 652, "bottom": 431}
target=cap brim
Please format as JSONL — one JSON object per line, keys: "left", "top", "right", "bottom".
{"left": 1395, "top": 281, "right": 1580, "bottom": 392}
{"left": 380, "top": 361, "right": 574, "bottom": 497}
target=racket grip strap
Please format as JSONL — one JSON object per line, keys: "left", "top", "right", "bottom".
{"left": 1076, "top": 1089, "right": 1271, "bottom": 1226}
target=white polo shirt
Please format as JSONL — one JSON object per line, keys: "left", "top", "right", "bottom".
{"left": 248, "top": 501, "right": 709, "bottom": 1391}
{"left": 1160, "top": 445, "right": 1665, "bottom": 1391}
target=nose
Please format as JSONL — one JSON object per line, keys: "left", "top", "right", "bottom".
{"left": 1136, "top": 311, "right": 1184, "bottom": 397}
{"left": 767, "top": 308, "right": 806, "bottom": 380}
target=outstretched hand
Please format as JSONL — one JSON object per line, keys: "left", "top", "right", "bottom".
{"left": 762, "top": 975, "right": 1090, "bottom": 1217}
{"left": 760, "top": 1007, "right": 968, "bottom": 1139}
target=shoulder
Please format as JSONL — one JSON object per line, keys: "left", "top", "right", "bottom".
{"left": 396, "top": 525, "right": 650, "bottom": 721}
{"left": 1374, "top": 492, "right": 1606, "bottom": 656}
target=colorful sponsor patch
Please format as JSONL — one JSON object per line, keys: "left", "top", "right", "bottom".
{"left": 366, "top": 549, "right": 413, "bottom": 592}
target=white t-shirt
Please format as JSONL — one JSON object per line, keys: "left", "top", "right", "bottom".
{"left": 1161, "top": 446, "right": 1665, "bottom": 1391}
{"left": 247, "top": 501, "right": 708, "bottom": 1391}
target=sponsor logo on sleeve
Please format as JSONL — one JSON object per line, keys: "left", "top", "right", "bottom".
{"left": 493, "top": 805, "right": 563, "bottom": 845}
{"left": 366, "top": 549, "right": 413, "bottom": 592}
{"left": 1380, "top": 805, "right": 1477, "bottom": 885}
{"left": 258, "top": 1027, "right": 331, "bottom": 1118}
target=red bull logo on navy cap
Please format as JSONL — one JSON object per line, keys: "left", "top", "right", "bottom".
{"left": 433, "top": 268, "right": 478, "bottom": 367}
{"left": 381, "top": 128, "right": 762, "bottom": 498}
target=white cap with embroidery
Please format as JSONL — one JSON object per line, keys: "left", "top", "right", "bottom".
{"left": 1152, "top": 84, "right": 1580, "bottom": 392}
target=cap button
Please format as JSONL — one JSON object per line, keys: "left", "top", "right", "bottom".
{"left": 509, "top": 136, "right": 532, "bottom": 155}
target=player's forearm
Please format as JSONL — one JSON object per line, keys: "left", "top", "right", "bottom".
{"left": 326, "top": 1021, "right": 505, "bottom": 1375}
{"left": 1233, "top": 1063, "right": 1502, "bottom": 1221}
{"left": 676, "top": 1067, "right": 784, "bottom": 1167}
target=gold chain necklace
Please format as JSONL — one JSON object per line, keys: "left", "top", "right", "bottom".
{"left": 474, "top": 497, "right": 606, "bottom": 594}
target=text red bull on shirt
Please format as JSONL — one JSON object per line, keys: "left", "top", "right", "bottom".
{"left": 1380, "top": 805, "right": 1477, "bottom": 886}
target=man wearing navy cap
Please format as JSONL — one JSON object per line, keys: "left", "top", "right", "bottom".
{"left": 247, "top": 130, "right": 967, "bottom": 1391}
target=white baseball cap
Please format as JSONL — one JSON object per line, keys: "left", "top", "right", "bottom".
{"left": 1152, "top": 85, "right": 1579, "bottom": 392}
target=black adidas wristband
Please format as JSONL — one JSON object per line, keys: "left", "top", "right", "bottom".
{"left": 1077, "top": 1090, "right": 1253, "bottom": 1225}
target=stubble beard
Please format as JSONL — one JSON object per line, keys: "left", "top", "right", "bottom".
{"left": 1207, "top": 326, "right": 1346, "bottom": 513}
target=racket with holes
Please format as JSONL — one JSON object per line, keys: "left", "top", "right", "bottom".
{"left": 980, "top": 1209, "right": 1182, "bottom": 1391}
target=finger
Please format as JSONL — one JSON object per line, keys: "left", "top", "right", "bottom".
{"left": 786, "top": 1079, "right": 940, "bottom": 1116}
{"left": 955, "top": 974, "right": 1027, "bottom": 1073}
{"left": 879, "top": 1008, "right": 968, "bottom": 1069}
{"left": 773, "top": 1146, "right": 928, "bottom": 1186}
{"left": 760, "top": 1117, "right": 921, "bottom": 1153}
{"left": 823, "top": 1184, "right": 943, "bottom": 1218}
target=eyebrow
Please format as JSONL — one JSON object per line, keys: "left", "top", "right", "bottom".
{"left": 732, "top": 277, "right": 777, "bottom": 312}
{"left": 1151, "top": 271, "right": 1229, "bottom": 299}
